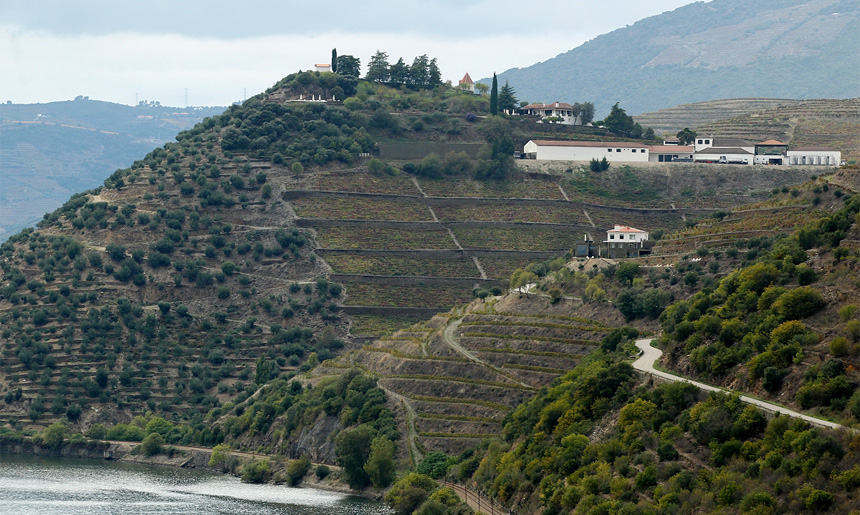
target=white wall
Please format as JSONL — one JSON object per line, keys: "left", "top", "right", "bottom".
{"left": 787, "top": 151, "right": 841, "bottom": 166}
{"left": 525, "top": 142, "right": 649, "bottom": 162}
{"left": 649, "top": 152, "right": 694, "bottom": 162}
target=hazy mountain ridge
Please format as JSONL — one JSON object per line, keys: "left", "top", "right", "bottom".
{"left": 490, "top": 0, "right": 860, "bottom": 116}
{"left": 0, "top": 99, "right": 225, "bottom": 242}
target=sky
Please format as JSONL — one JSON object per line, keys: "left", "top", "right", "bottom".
{"left": 1, "top": 0, "right": 695, "bottom": 107}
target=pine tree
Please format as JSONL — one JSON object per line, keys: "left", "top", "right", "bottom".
{"left": 331, "top": 48, "right": 338, "bottom": 73}
{"left": 498, "top": 81, "right": 517, "bottom": 114}
{"left": 490, "top": 73, "right": 499, "bottom": 115}
{"left": 366, "top": 51, "right": 390, "bottom": 83}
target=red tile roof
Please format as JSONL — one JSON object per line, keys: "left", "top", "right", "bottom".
{"left": 609, "top": 225, "right": 647, "bottom": 233}
{"left": 315, "top": 64, "right": 331, "bottom": 68}
{"left": 521, "top": 102, "right": 575, "bottom": 110}
{"left": 758, "top": 139, "right": 786, "bottom": 145}
{"left": 530, "top": 140, "right": 648, "bottom": 149}
{"left": 459, "top": 73, "right": 474, "bottom": 85}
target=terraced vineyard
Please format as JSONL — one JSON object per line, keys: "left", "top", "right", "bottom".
{"left": 314, "top": 226, "right": 455, "bottom": 250}
{"left": 326, "top": 254, "right": 480, "bottom": 277}
{"left": 432, "top": 202, "right": 588, "bottom": 224}
{"left": 694, "top": 98, "right": 860, "bottom": 162}
{"left": 289, "top": 164, "right": 817, "bottom": 336}
{"left": 633, "top": 97, "right": 802, "bottom": 135}
{"left": 320, "top": 295, "right": 611, "bottom": 457}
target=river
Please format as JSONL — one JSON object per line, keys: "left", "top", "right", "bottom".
{"left": 0, "top": 454, "right": 390, "bottom": 514}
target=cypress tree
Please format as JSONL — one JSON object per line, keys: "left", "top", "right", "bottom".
{"left": 331, "top": 48, "right": 338, "bottom": 73}
{"left": 490, "top": 73, "right": 499, "bottom": 115}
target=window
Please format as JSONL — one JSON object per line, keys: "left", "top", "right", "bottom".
{"left": 697, "top": 139, "right": 703, "bottom": 144}
{"left": 705, "top": 140, "right": 710, "bottom": 144}
{"left": 616, "top": 149, "right": 621, "bottom": 152}
{"left": 610, "top": 234, "right": 615, "bottom": 239}
{"left": 608, "top": 149, "right": 612, "bottom": 152}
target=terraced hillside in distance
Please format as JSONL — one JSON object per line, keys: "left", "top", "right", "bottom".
{"left": 314, "top": 292, "right": 624, "bottom": 463}
{"left": 290, "top": 164, "right": 815, "bottom": 339}
{"left": 694, "top": 98, "right": 860, "bottom": 162}
{"left": 632, "top": 97, "right": 802, "bottom": 135}
{"left": 651, "top": 177, "right": 845, "bottom": 257}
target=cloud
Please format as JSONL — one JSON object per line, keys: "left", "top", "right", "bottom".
{"left": 1, "top": 26, "right": 591, "bottom": 105}
{"left": 1, "top": 0, "right": 695, "bottom": 106}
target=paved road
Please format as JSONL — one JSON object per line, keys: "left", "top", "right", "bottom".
{"left": 632, "top": 338, "right": 843, "bottom": 430}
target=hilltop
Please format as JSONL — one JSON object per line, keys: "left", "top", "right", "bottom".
{"left": 0, "top": 98, "right": 225, "bottom": 242}
{"left": 491, "top": 0, "right": 860, "bottom": 116}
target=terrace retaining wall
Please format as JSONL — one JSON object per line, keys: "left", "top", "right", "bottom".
{"left": 342, "top": 306, "right": 448, "bottom": 318}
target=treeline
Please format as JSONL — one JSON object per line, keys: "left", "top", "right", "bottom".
{"left": 364, "top": 51, "right": 443, "bottom": 89}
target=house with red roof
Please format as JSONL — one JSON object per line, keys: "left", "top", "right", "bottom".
{"left": 523, "top": 140, "right": 649, "bottom": 162}
{"left": 314, "top": 63, "right": 332, "bottom": 73}
{"left": 604, "top": 225, "right": 650, "bottom": 258}
{"left": 517, "top": 102, "right": 580, "bottom": 125}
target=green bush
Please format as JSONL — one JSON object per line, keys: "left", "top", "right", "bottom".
{"left": 140, "top": 432, "right": 164, "bottom": 456}
{"left": 286, "top": 455, "right": 311, "bottom": 486}
{"left": 241, "top": 459, "right": 272, "bottom": 483}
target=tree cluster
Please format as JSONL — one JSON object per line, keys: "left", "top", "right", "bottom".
{"left": 365, "top": 50, "right": 442, "bottom": 89}
{"left": 602, "top": 102, "right": 654, "bottom": 139}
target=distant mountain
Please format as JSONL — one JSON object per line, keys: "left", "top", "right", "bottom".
{"left": 490, "top": 0, "right": 860, "bottom": 117}
{"left": 0, "top": 98, "right": 225, "bottom": 241}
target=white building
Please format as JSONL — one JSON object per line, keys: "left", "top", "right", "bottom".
{"left": 787, "top": 147, "right": 842, "bottom": 166}
{"left": 694, "top": 147, "right": 753, "bottom": 164}
{"left": 523, "top": 140, "right": 649, "bottom": 162}
{"left": 694, "top": 137, "right": 755, "bottom": 154}
{"left": 604, "top": 225, "right": 649, "bottom": 258}
{"left": 605, "top": 225, "right": 649, "bottom": 243}
{"left": 314, "top": 63, "right": 332, "bottom": 73}
{"left": 648, "top": 145, "right": 694, "bottom": 162}
{"left": 518, "top": 102, "right": 579, "bottom": 125}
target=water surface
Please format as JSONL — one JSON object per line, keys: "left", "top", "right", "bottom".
{"left": 0, "top": 454, "right": 389, "bottom": 514}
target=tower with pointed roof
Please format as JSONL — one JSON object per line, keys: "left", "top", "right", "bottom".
{"left": 459, "top": 73, "right": 475, "bottom": 93}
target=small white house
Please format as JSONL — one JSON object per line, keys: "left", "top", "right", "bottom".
{"left": 787, "top": 147, "right": 842, "bottom": 166}
{"left": 314, "top": 63, "right": 332, "bottom": 73}
{"left": 523, "top": 140, "right": 649, "bottom": 162}
{"left": 605, "top": 225, "right": 649, "bottom": 243}
{"left": 518, "top": 102, "right": 580, "bottom": 125}
{"left": 604, "top": 225, "right": 649, "bottom": 258}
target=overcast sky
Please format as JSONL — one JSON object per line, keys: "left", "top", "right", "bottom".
{"left": 1, "top": 0, "right": 695, "bottom": 107}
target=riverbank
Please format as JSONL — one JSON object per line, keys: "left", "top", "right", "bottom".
{"left": 0, "top": 434, "right": 380, "bottom": 500}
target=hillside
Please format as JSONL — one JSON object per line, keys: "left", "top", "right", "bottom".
{"left": 1, "top": 70, "right": 859, "bottom": 513}
{"left": 491, "top": 0, "right": 860, "bottom": 116}
{"left": 632, "top": 98, "right": 803, "bottom": 135}
{"left": 0, "top": 99, "right": 225, "bottom": 242}
{"left": 694, "top": 98, "right": 860, "bottom": 162}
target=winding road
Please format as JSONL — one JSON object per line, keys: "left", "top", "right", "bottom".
{"left": 632, "top": 338, "right": 843, "bottom": 430}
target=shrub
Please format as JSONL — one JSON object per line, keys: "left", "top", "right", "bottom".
{"left": 286, "top": 456, "right": 311, "bottom": 486}
{"left": 140, "top": 433, "right": 164, "bottom": 456}
{"left": 772, "top": 287, "right": 826, "bottom": 320}
{"left": 241, "top": 459, "right": 272, "bottom": 483}
{"left": 838, "top": 304, "right": 858, "bottom": 321}
{"left": 315, "top": 465, "right": 331, "bottom": 480}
